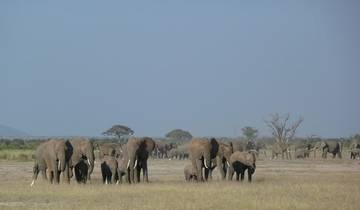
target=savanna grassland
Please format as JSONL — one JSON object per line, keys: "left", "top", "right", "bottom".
{"left": 0, "top": 152, "right": 359, "bottom": 210}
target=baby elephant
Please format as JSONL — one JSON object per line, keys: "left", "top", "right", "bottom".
{"left": 101, "top": 155, "right": 118, "bottom": 184}
{"left": 228, "top": 151, "right": 256, "bottom": 182}
{"left": 184, "top": 164, "right": 197, "bottom": 181}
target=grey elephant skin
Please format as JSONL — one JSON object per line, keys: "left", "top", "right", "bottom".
{"left": 187, "top": 138, "right": 219, "bottom": 182}
{"left": 67, "top": 138, "right": 95, "bottom": 184}
{"left": 101, "top": 155, "right": 118, "bottom": 184}
{"left": 184, "top": 164, "right": 197, "bottom": 181}
{"left": 98, "top": 143, "right": 123, "bottom": 159}
{"left": 213, "top": 142, "right": 233, "bottom": 180}
{"left": 31, "top": 139, "right": 69, "bottom": 186}
{"left": 228, "top": 151, "right": 256, "bottom": 182}
{"left": 124, "top": 137, "right": 156, "bottom": 183}
{"left": 350, "top": 142, "right": 360, "bottom": 159}
{"left": 319, "top": 141, "right": 342, "bottom": 159}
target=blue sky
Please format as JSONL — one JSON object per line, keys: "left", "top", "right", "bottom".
{"left": 1, "top": 1, "right": 359, "bottom": 137}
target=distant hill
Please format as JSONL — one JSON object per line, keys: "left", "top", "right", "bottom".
{"left": 0, "top": 124, "right": 28, "bottom": 137}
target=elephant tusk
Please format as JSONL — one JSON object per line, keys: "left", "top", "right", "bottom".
{"left": 87, "top": 159, "right": 91, "bottom": 166}
{"left": 105, "top": 179, "right": 108, "bottom": 185}
{"left": 226, "top": 161, "right": 230, "bottom": 167}
{"left": 116, "top": 180, "right": 119, "bottom": 185}
{"left": 134, "top": 159, "right": 138, "bottom": 169}
{"left": 204, "top": 158, "right": 209, "bottom": 169}
{"left": 127, "top": 160, "right": 130, "bottom": 169}
{"left": 30, "top": 180, "right": 35, "bottom": 187}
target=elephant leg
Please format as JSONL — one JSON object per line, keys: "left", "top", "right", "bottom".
{"left": 41, "top": 168, "right": 47, "bottom": 180}
{"left": 240, "top": 172, "right": 244, "bottom": 181}
{"left": 236, "top": 172, "right": 239, "bottom": 181}
{"left": 228, "top": 165, "right": 234, "bottom": 181}
{"left": 143, "top": 161, "right": 149, "bottom": 182}
{"left": 101, "top": 168, "right": 106, "bottom": 184}
{"left": 247, "top": 169, "right": 252, "bottom": 182}
{"left": 195, "top": 159, "right": 204, "bottom": 181}
{"left": 217, "top": 157, "right": 225, "bottom": 180}
{"left": 31, "top": 164, "right": 40, "bottom": 186}
{"left": 135, "top": 166, "right": 141, "bottom": 183}
{"left": 63, "top": 164, "right": 70, "bottom": 184}
{"left": 111, "top": 169, "right": 116, "bottom": 184}
{"left": 204, "top": 168, "right": 210, "bottom": 181}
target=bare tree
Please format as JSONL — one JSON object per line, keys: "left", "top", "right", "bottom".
{"left": 265, "top": 113, "right": 303, "bottom": 159}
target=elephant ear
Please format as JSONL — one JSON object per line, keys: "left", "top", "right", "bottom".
{"left": 210, "top": 138, "right": 219, "bottom": 158}
{"left": 142, "top": 137, "right": 156, "bottom": 152}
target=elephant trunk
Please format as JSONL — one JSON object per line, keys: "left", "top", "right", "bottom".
{"left": 86, "top": 151, "right": 95, "bottom": 180}
{"left": 58, "top": 152, "right": 66, "bottom": 172}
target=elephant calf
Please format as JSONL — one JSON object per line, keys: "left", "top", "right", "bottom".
{"left": 100, "top": 155, "right": 118, "bottom": 184}
{"left": 184, "top": 164, "right": 197, "bottom": 181}
{"left": 228, "top": 151, "right": 256, "bottom": 182}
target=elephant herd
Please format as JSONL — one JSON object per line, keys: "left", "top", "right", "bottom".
{"left": 30, "top": 137, "right": 259, "bottom": 186}
{"left": 31, "top": 137, "right": 155, "bottom": 186}
{"left": 30, "top": 137, "right": 358, "bottom": 186}
{"left": 185, "top": 138, "right": 257, "bottom": 182}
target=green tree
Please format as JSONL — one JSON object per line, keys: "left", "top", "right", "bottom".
{"left": 241, "top": 126, "right": 258, "bottom": 141}
{"left": 165, "top": 129, "right": 192, "bottom": 141}
{"left": 102, "top": 124, "right": 134, "bottom": 142}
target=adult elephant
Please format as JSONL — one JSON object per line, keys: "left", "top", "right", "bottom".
{"left": 155, "top": 142, "right": 175, "bottom": 158}
{"left": 319, "top": 141, "right": 342, "bottom": 159}
{"left": 125, "top": 137, "right": 156, "bottom": 183}
{"left": 98, "top": 143, "right": 123, "bottom": 159}
{"left": 228, "top": 151, "right": 256, "bottom": 182}
{"left": 187, "top": 138, "right": 219, "bottom": 182}
{"left": 67, "top": 138, "right": 95, "bottom": 184}
{"left": 213, "top": 142, "right": 233, "bottom": 180}
{"left": 271, "top": 142, "right": 291, "bottom": 160}
{"left": 350, "top": 142, "right": 360, "bottom": 159}
{"left": 31, "top": 139, "right": 69, "bottom": 186}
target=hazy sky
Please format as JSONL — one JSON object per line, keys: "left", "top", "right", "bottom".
{"left": 1, "top": 1, "right": 359, "bottom": 137}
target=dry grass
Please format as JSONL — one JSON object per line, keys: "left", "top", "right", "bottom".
{"left": 0, "top": 157, "right": 359, "bottom": 210}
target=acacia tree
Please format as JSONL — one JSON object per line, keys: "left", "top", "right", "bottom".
{"left": 265, "top": 113, "right": 303, "bottom": 159}
{"left": 165, "top": 129, "right": 192, "bottom": 141}
{"left": 102, "top": 124, "right": 134, "bottom": 142}
{"left": 241, "top": 126, "right": 258, "bottom": 141}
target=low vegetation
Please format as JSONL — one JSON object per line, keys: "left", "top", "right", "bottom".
{"left": 0, "top": 159, "right": 359, "bottom": 210}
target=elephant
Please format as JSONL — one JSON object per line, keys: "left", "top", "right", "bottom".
{"left": 184, "top": 164, "right": 197, "bottom": 181}
{"left": 187, "top": 138, "right": 219, "bottom": 182}
{"left": 98, "top": 143, "right": 123, "bottom": 159}
{"left": 295, "top": 148, "right": 310, "bottom": 159}
{"left": 228, "top": 151, "right": 256, "bottom": 182}
{"left": 116, "top": 155, "right": 128, "bottom": 184}
{"left": 271, "top": 142, "right": 291, "bottom": 160}
{"left": 232, "top": 141, "right": 245, "bottom": 152}
{"left": 155, "top": 142, "right": 175, "bottom": 158}
{"left": 319, "top": 141, "right": 342, "bottom": 159}
{"left": 212, "top": 142, "right": 233, "bottom": 180}
{"left": 67, "top": 138, "right": 95, "bottom": 184}
{"left": 124, "top": 137, "right": 156, "bottom": 183}
{"left": 31, "top": 139, "right": 69, "bottom": 186}
{"left": 100, "top": 155, "right": 118, "bottom": 184}
{"left": 350, "top": 142, "right": 360, "bottom": 159}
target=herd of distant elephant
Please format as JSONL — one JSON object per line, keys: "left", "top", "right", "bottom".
{"left": 30, "top": 137, "right": 360, "bottom": 186}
